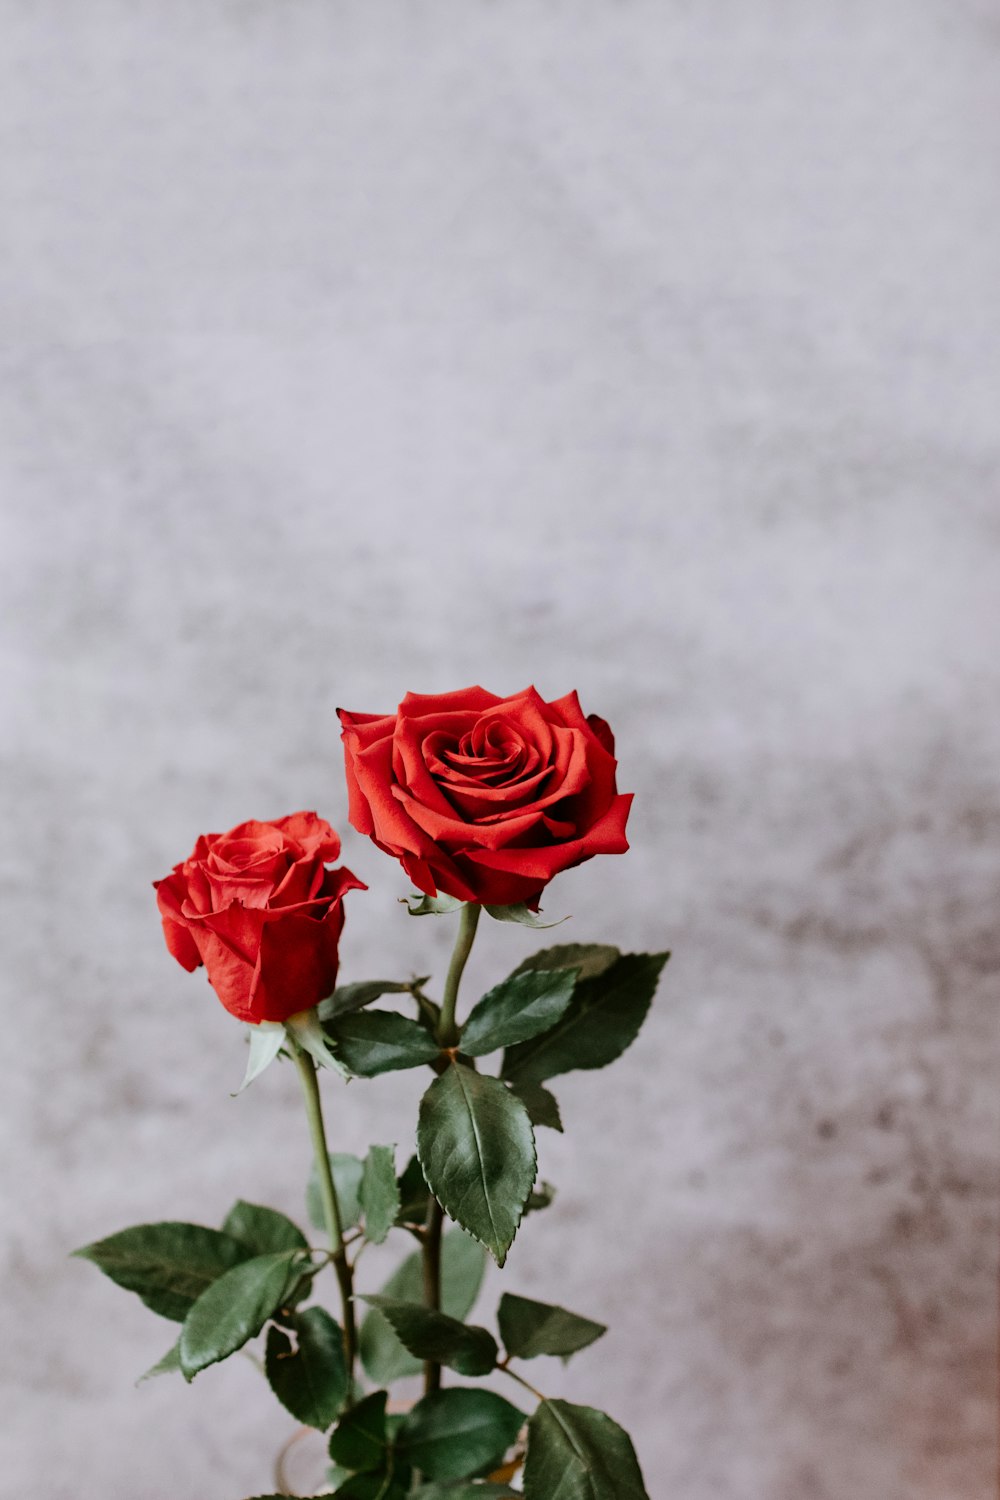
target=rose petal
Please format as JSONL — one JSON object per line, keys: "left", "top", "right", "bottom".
{"left": 154, "top": 874, "right": 203, "bottom": 971}
{"left": 355, "top": 736, "right": 439, "bottom": 857}
{"left": 247, "top": 904, "right": 347, "bottom": 1024}
{"left": 339, "top": 713, "right": 397, "bottom": 835}
{"left": 273, "top": 811, "right": 342, "bottom": 861}
{"left": 392, "top": 715, "right": 469, "bottom": 819}
{"left": 397, "top": 686, "right": 502, "bottom": 716}
{"left": 462, "top": 792, "right": 633, "bottom": 881}
{"left": 392, "top": 785, "right": 549, "bottom": 851}
{"left": 585, "top": 713, "right": 616, "bottom": 756}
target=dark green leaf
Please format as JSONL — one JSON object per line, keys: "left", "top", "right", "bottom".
{"left": 360, "top": 1146, "right": 399, "bottom": 1245}
{"left": 395, "top": 1154, "right": 430, "bottom": 1227}
{"left": 332, "top": 1475, "right": 408, "bottom": 1500}
{"left": 359, "top": 1229, "right": 486, "bottom": 1384}
{"left": 307, "top": 1153, "right": 364, "bottom": 1232}
{"left": 498, "top": 1293, "right": 606, "bottom": 1360}
{"left": 222, "top": 1201, "right": 309, "bottom": 1256}
{"left": 326, "top": 1012, "right": 440, "bottom": 1077}
{"left": 508, "top": 1082, "right": 563, "bottom": 1133}
{"left": 483, "top": 903, "right": 567, "bottom": 928}
{"left": 179, "top": 1250, "right": 303, "bottom": 1379}
{"left": 137, "top": 1340, "right": 181, "bottom": 1382}
{"left": 360, "top": 1298, "right": 497, "bottom": 1377}
{"left": 264, "top": 1307, "right": 347, "bottom": 1429}
{"left": 410, "top": 1487, "right": 519, "bottom": 1499}
{"left": 502, "top": 953, "right": 669, "bottom": 1086}
{"left": 328, "top": 1390, "right": 388, "bottom": 1471}
{"left": 460, "top": 969, "right": 578, "bottom": 1057}
{"left": 404, "top": 893, "right": 464, "bottom": 915}
{"left": 418, "top": 1063, "right": 536, "bottom": 1266}
{"left": 73, "top": 1221, "right": 251, "bottom": 1322}
{"left": 318, "top": 981, "right": 416, "bottom": 1023}
{"left": 395, "top": 1389, "right": 525, "bottom": 1481}
{"left": 524, "top": 1181, "right": 556, "bottom": 1215}
{"left": 412, "top": 990, "right": 442, "bottom": 1034}
{"left": 515, "top": 943, "right": 620, "bottom": 983}
{"left": 523, "top": 1400, "right": 649, "bottom": 1500}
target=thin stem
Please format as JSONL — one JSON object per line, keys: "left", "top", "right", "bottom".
{"left": 424, "top": 901, "right": 482, "bottom": 1395}
{"left": 437, "top": 902, "right": 481, "bottom": 1048}
{"left": 422, "top": 1197, "right": 445, "bottom": 1395}
{"left": 291, "top": 1043, "right": 357, "bottom": 1393}
{"left": 499, "top": 1361, "right": 547, "bottom": 1404}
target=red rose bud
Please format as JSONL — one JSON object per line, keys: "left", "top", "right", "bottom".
{"left": 337, "top": 687, "right": 632, "bottom": 908}
{"left": 154, "top": 812, "right": 366, "bottom": 1025}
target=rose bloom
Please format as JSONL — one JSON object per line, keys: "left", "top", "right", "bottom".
{"left": 338, "top": 687, "right": 632, "bottom": 908}
{"left": 154, "top": 812, "right": 365, "bottom": 1024}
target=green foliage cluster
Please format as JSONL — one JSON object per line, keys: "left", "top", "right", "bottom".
{"left": 77, "top": 909, "right": 668, "bottom": 1499}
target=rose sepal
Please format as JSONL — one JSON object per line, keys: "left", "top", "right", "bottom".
{"left": 483, "top": 902, "right": 569, "bottom": 930}
{"left": 235, "top": 1022, "right": 287, "bottom": 1094}
{"left": 401, "top": 893, "right": 464, "bottom": 916}
{"left": 285, "top": 1008, "right": 352, "bottom": 1079}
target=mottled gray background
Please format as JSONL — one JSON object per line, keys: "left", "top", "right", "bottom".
{"left": 1, "top": 2, "right": 998, "bottom": 1497}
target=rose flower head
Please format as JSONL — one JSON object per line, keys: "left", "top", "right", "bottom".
{"left": 154, "top": 812, "right": 365, "bottom": 1025}
{"left": 338, "top": 686, "right": 632, "bottom": 909}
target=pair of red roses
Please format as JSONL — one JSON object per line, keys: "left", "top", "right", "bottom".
{"left": 155, "top": 686, "right": 632, "bottom": 1024}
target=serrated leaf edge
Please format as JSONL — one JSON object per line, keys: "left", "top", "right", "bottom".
{"left": 416, "top": 1065, "right": 537, "bottom": 1268}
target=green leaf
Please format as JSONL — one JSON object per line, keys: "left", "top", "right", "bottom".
{"left": 332, "top": 1475, "right": 408, "bottom": 1500}
{"left": 417, "top": 1062, "right": 536, "bottom": 1266}
{"left": 359, "top": 1146, "right": 400, "bottom": 1245}
{"left": 412, "top": 990, "right": 442, "bottom": 1034}
{"left": 360, "top": 1298, "right": 498, "bottom": 1377}
{"left": 498, "top": 1293, "right": 606, "bottom": 1360}
{"left": 359, "top": 1228, "right": 486, "bottom": 1384}
{"left": 404, "top": 892, "right": 464, "bottom": 915}
{"left": 137, "top": 1339, "right": 181, "bottom": 1383}
{"left": 264, "top": 1307, "right": 348, "bottom": 1429}
{"left": 325, "top": 1012, "right": 440, "bottom": 1077}
{"left": 410, "top": 1487, "right": 519, "bottom": 1499}
{"left": 502, "top": 952, "right": 669, "bottom": 1086}
{"left": 515, "top": 943, "right": 620, "bottom": 982}
{"left": 318, "top": 981, "right": 417, "bottom": 1022}
{"left": 523, "top": 1400, "right": 649, "bottom": 1499}
{"left": 395, "top": 1154, "right": 430, "bottom": 1228}
{"left": 460, "top": 969, "right": 578, "bottom": 1057}
{"left": 307, "top": 1153, "right": 364, "bottom": 1232}
{"left": 179, "top": 1250, "right": 303, "bottom": 1379}
{"left": 328, "top": 1390, "right": 388, "bottom": 1471}
{"left": 524, "top": 1181, "right": 556, "bottom": 1215}
{"left": 222, "top": 1201, "right": 309, "bottom": 1256}
{"left": 483, "top": 903, "right": 567, "bottom": 928}
{"left": 73, "top": 1222, "right": 251, "bottom": 1322}
{"left": 395, "top": 1389, "right": 525, "bottom": 1482}
{"left": 508, "top": 1082, "right": 563, "bottom": 1133}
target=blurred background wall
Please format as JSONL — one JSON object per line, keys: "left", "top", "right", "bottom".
{"left": 2, "top": 2, "right": 998, "bottom": 1496}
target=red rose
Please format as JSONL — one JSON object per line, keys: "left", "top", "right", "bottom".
{"left": 338, "top": 687, "right": 632, "bottom": 908}
{"left": 154, "top": 812, "right": 365, "bottom": 1025}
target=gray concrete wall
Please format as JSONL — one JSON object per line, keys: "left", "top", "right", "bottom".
{"left": 1, "top": 3, "right": 998, "bottom": 1497}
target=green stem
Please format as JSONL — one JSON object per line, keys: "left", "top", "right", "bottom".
{"left": 422, "top": 1197, "right": 445, "bottom": 1395}
{"left": 424, "top": 901, "right": 482, "bottom": 1395}
{"left": 291, "top": 1043, "right": 357, "bottom": 1393}
{"left": 500, "top": 1360, "right": 547, "bottom": 1404}
{"left": 437, "top": 902, "right": 481, "bottom": 1048}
